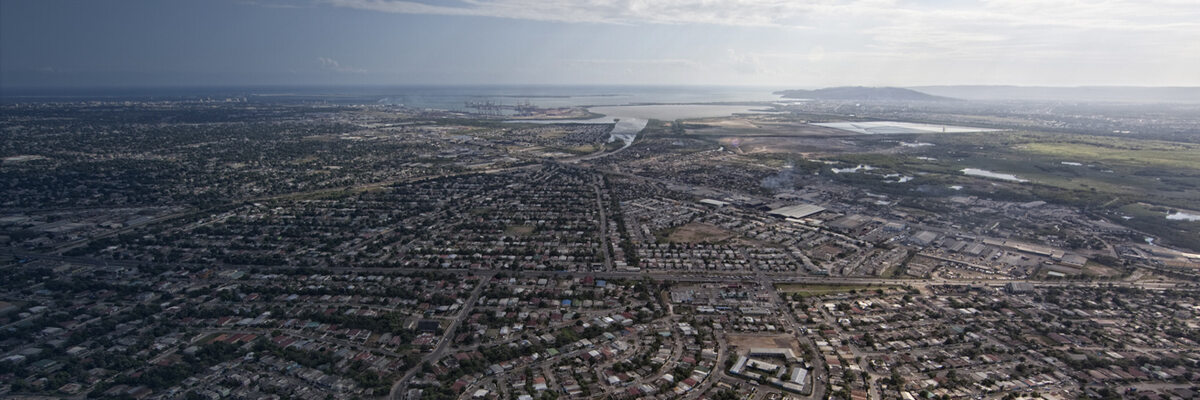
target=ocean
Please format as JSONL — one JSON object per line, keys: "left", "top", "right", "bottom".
{"left": 0, "top": 85, "right": 781, "bottom": 109}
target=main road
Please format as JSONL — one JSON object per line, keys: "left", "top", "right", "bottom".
{"left": 4, "top": 249, "right": 1192, "bottom": 293}
{"left": 386, "top": 270, "right": 495, "bottom": 400}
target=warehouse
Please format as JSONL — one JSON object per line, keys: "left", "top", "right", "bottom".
{"left": 768, "top": 204, "right": 826, "bottom": 219}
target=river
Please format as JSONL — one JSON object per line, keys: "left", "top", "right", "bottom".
{"left": 515, "top": 104, "right": 768, "bottom": 151}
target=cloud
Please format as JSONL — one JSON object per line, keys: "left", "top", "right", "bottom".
{"left": 317, "top": 57, "right": 366, "bottom": 73}
{"left": 726, "top": 49, "right": 766, "bottom": 75}
{"left": 320, "top": 0, "right": 857, "bottom": 27}
{"left": 237, "top": 0, "right": 309, "bottom": 8}
{"left": 319, "top": 0, "right": 1199, "bottom": 32}
{"left": 567, "top": 58, "right": 701, "bottom": 67}
{"left": 300, "top": 0, "right": 1200, "bottom": 85}
{"left": 318, "top": 0, "right": 1200, "bottom": 57}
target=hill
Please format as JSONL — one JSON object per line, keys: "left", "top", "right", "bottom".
{"left": 774, "top": 86, "right": 952, "bottom": 101}
{"left": 909, "top": 85, "right": 1200, "bottom": 103}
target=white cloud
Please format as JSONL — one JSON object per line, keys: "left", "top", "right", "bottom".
{"left": 321, "top": 0, "right": 1199, "bottom": 31}
{"left": 726, "top": 48, "right": 767, "bottom": 75}
{"left": 303, "top": 0, "right": 1200, "bottom": 85}
{"left": 567, "top": 58, "right": 701, "bottom": 67}
{"left": 807, "top": 46, "right": 826, "bottom": 63}
{"left": 319, "top": 0, "right": 1200, "bottom": 52}
{"left": 321, "top": 0, "right": 873, "bottom": 27}
{"left": 317, "top": 57, "right": 366, "bottom": 73}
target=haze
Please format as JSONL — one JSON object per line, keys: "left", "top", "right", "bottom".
{"left": 3, "top": 0, "right": 1199, "bottom": 88}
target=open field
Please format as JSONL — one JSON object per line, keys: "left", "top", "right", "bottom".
{"left": 1115, "top": 203, "right": 1200, "bottom": 251}
{"left": 646, "top": 114, "right": 1200, "bottom": 252}
{"left": 795, "top": 131, "right": 1200, "bottom": 251}
{"left": 1083, "top": 262, "right": 1124, "bottom": 278}
{"left": 1016, "top": 136, "right": 1200, "bottom": 170}
{"left": 726, "top": 334, "right": 802, "bottom": 353}
{"left": 813, "top": 121, "right": 1004, "bottom": 134}
{"left": 686, "top": 116, "right": 853, "bottom": 138}
{"left": 505, "top": 225, "right": 535, "bottom": 236}
{"left": 659, "top": 222, "right": 735, "bottom": 243}
{"left": 559, "top": 144, "right": 601, "bottom": 154}
{"left": 717, "top": 136, "right": 869, "bottom": 155}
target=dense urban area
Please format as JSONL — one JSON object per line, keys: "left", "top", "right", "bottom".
{"left": 2, "top": 91, "right": 1199, "bottom": 400}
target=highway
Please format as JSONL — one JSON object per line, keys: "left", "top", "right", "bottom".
{"left": 4, "top": 249, "right": 1193, "bottom": 293}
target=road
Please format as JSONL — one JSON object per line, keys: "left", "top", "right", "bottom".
{"left": 387, "top": 270, "right": 494, "bottom": 400}
{"left": 684, "top": 331, "right": 730, "bottom": 400}
{"left": 758, "top": 270, "right": 827, "bottom": 400}
{"left": 593, "top": 176, "right": 615, "bottom": 271}
{"left": 6, "top": 249, "right": 1194, "bottom": 294}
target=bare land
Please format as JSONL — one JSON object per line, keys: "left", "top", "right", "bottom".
{"left": 726, "top": 333, "right": 803, "bottom": 354}
{"left": 660, "top": 222, "right": 735, "bottom": 243}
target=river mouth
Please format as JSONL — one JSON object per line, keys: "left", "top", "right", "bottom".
{"left": 603, "top": 118, "right": 649, "bottom": 149}
{"left": 587, "top": 104, "right": 767, "bottom": 121}
{"left": 1167, "top": 212, "right": 1200, "bottom": 221}
{"left": 961, "top": 168, "right": 1028, "bottom": 182}
{"left": 511, "top": 104, "right": 769, "bottom": 151}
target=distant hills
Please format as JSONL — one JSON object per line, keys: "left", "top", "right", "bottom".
{"left": 775, "top": 85, "right": 1200, "bottom": 103}
{"left": 774, "top": 86, "right": 953, "bottom": 101}
{"left": 908, "top": 86, "right": 1200, "bottom": 103}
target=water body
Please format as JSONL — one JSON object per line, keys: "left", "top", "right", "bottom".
{"left": 3, "top": 85, "right": 779, "bottom": 107}
{"left": 961, "top": 168, "right": 1028, "bottom": 182}
{"left": 602, "top": 118, "right": 649, "bottom": 148}
{"left": 518, "top": 104, "right": 767, "bottom": 150}
{"left": 831, "top": 165, "right": 875, "bottom": 174}
{"left": 1167, "top": 212, "right": 1200, "bottom": 221}
{"left": 884, "top": 174, "right": 914, "bottom": 183}
{"left": 377, "top": 86, "right": 777, "bottom": 111}
{"left": 10, "top": 85, "right": 777, "bottom": 151}
{"left": 829, "top": 165, "right": 912, "bottom": 183}
{"left": 814, "top": 121, "right": 1002, "bottom": 135}
{"left": 13, "top": 85, "right": 773, "bottom": 153}
{"left": 587, "top": 104, "right": 766, "bottom": 121}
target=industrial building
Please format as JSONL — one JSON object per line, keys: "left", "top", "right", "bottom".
{"left": 767, "top": 204, "right": 826, "bottom": 219}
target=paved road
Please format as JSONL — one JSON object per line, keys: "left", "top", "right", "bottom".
{"left": 5, "top": 249, "right": 1194, "bottom": 294}
{"left": 593, "top": 177, "right": 615, "bottom": 271}
{"left": 685, "top": 331, "right": 730, "bottom": 400}
{"left": 387, "top": 271, "right": 494, "bottom": 400}
{"left": 758, "top": 271, "right": 827, "bottom": 400}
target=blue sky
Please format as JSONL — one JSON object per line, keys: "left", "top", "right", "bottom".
{"left": 2, "top": 0, "right": 1198, "bottom": 88}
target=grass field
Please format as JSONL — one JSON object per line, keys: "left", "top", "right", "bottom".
{"left": 1083, "top": 261, "right": 1123, "bottom": 278}
{"left": 630, "top": 117, "right": 1200, "bottom": 252}
{"left": 558, "top": 144, "right": 601, "bottom": 155}
{"left": 505, "top": 225, "right": 535, "bottom": 236}
{"left": 726, "top": 334, "right": 801, "bottom": 352}
{"left": 1017, "top": 136, "right": 1200, "bottom": 170}
{"left": 658, "top": 222, "right": 735, "bottom": 244}
{"left": 811, "top": 131, "right": 1200, "bottom": 251}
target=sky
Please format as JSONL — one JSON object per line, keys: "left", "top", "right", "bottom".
{"left": 2, "top": 0, "right": 1199, "bottom": 88}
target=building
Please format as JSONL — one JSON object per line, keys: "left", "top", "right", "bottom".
{"left": 768, "top": 204, "right": 826, "bottom": 219}
{"left": 749, "top": 348, "right": 799, "bottom": 362}
{"left": 699, "top": 199, "right": 730, "bottom": 207}
{"left": 910, "top": 231, "right": 938, "bottom": 246}
{"left": 1006, "top": 282, "right": 1034, "bottom": 294}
